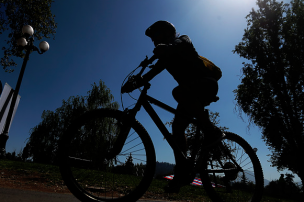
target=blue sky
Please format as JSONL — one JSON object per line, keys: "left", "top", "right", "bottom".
{"left": 0, "top": 0, "right": 298, "bottom": 182}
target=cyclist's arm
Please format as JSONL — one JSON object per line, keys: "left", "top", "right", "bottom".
{"left": 142, "top": 61, "right": 166, "bottom": 82}
{"left": 140, "top": 36, "right": 196, "bottom": 84}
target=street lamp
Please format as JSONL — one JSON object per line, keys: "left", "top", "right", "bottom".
{"left": 0, "top": 25, "right": 49, "bottom": 158}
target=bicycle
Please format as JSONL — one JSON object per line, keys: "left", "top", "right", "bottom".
{"left": 58, "top": 55, "right": 264, "bottom": 202}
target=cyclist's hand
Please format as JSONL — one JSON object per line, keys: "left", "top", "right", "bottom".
{"left": 121, "top": 75, "right": 145, "bottom": 93}
{"left": 140, "top": 56, "right": 150, "bottom": 68}
{"left": 121, "top": 81, "right": 132, "bottom": 93}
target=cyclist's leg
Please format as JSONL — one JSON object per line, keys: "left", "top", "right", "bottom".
{"left": 165, "top": 88, "right": 197, "bottom": 192}
{"left": 164, "top": 103, "right": 193, "bottom": 193}
{"left": 172, "top": 105, "right": 189, "bottom": 156}
{"left": 173, "top": 80, "right": 222, "bottom": 145}
{"left": 171, "top": 85, "right": 207, "bottom": 153}
{"left": 172, "top": 85, "right": 199, "bottom": 157}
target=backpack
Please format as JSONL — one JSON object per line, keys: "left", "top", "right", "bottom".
{"left": 198, "top": 55, "right": 222, "bottom": 81}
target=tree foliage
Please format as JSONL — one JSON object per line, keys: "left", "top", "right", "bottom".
{"left": 0, "top": 0, "right": 57, "bottom": 72}
{"left": 124, "top": 153, "right": 135, "bottom": 175}
{"left": 25, "top": 80, "right": 119, "bottom": 164}
{"left": 233, "top": 0, "right": 304, "bottom": 186}
{"left": 265, "top": 173, "right": 302, "bottom": 199}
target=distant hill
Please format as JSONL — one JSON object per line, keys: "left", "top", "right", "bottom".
{"left": 154, "top": 162, "right": 175, "bottom": 178}
{"left": 244, "top": 171, "right": 270, "bottom": 187}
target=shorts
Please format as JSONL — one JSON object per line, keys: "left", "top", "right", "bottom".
{"left": 172, "top": 77, "right": 218, "bottom": 105}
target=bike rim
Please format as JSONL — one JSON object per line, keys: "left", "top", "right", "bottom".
{"left": 61, "top": 113, "right": 153, "bottom": 201}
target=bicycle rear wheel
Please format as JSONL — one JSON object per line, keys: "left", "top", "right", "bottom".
{"left": 201, "top": 132, "right": 264, "bottom": 202}
{"left": 59, "top": 109, "right": 156, "bottom": 202}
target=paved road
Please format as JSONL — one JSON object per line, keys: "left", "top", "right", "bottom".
{"left": 0, "top": 187, "right": 79, "bottom": 202}
{"left": 0, "top": 187, "right": 171, "bottom": 202}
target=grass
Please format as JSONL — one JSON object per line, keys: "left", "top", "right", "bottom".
{"left": 0, "top": 159, "right": 63, "bottom": 187}
{"left": 0, "top": 159, "right": 301, "bottom": 202}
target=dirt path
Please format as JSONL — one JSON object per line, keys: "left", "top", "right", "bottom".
{"left": 0, "top": 168, "right": 70, "bottom": 193}
{"left": 0, "top": 187, "right": 78, "bottom": 202}
{"left": 0, "top": 169, "right": 178, "bottom": 202}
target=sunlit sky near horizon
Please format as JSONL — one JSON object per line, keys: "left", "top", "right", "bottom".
{"left": 0, "top": 0, "right": 299, "bottom": 183}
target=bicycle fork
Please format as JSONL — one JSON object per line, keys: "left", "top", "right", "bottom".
{"left": 106, "top": 110, "right": 135, "bottom": 160}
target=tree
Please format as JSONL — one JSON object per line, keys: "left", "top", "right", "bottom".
{"left": 233, "top": 0, "right": 304, "bottom": 190}
{"left": 265, "top": 173, "right": 302, "bottom": 199}
{"left": 0, "top": 0, "right": 57, "bottom": 72}
{"left": 24, "top": 80, "right": 119, "bottom": 164}
{"left": 112, "top": 154, "right": 136, "bottom": 175}
{"left": 5, "top": 148, "right": 22, "bottom": 161}
{"left": 124, "top": 153, "right": 135, "bottom": 175}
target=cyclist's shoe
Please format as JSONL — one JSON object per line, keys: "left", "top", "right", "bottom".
{"left": 164, "top": 162, "right": 194, "bottom": 193}
{"left": 164, "top": 179, "right": 182, "bottom": 193}
{"left": 203, "top": 127, "right": 225, "bottom": 149}
{"left": 164, "top": 175, "right": 193, "bottom": 193}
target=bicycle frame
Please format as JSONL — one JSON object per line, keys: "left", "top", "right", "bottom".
{"left": 115, "top": 82, "right": 198, "bottom": 162}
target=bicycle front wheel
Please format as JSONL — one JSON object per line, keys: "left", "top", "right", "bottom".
{"left": 59, "top": 109, "right": 156, "bottom": 202}
{"left": 201, "top": 132, "right": 264, "bottom": 202}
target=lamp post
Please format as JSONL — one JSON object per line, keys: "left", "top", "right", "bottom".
{"left": 0, "top": 25, "right": 49, "bottom": 158}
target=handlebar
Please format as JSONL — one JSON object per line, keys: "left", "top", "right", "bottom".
{"left": 121, "top": 55, "right": 157, "bottom": 94}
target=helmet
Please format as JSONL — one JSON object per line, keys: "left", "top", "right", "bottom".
{"left": 145, "top": 21, "right": 176, "bottom": 38}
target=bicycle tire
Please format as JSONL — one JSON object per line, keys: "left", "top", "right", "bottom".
{"left": 59, "top": 109, "right": 156, "bottom": 202}
{"left": 201, "top": 132, "right": 264, "bottom": 202}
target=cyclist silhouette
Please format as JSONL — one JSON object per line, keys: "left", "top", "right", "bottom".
{"left": 122, "top": 21, "right": 223, "bottom": 192}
